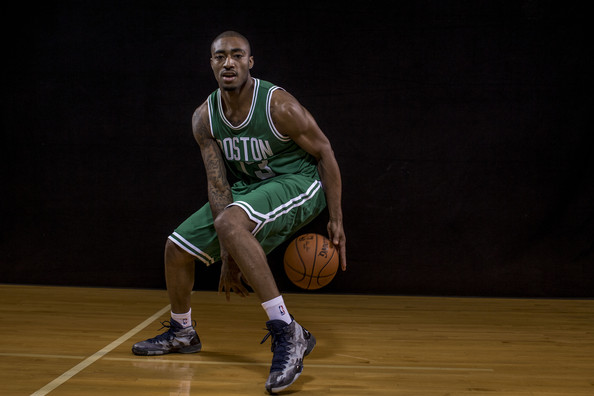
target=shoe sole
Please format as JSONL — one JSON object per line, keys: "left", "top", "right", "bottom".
{"left": 266, "top": 371, "right": 302, "bottom": 394}
{"left": 132, "top": 343, "right": 202, "bottom": 356}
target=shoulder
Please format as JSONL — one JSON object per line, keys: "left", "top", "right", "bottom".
{"left": 269, "top": 89, "right": 312, "bottom": 136}
{"left": 193, "top": 88, "right": 219, "bottom": 120}
{"left": 270, "top": 89, "right": 306, "bottom": 121}
{"left": 192, "top": 100, "right": 212, "bottom": 144}
{"left": 192, "top": 100, "right": 210, "bottom": 128}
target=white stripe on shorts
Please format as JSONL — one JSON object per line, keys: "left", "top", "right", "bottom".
{"left": 228, "top": 180, "right": 323, "bottom": 236}
{"left": 168, "top": 232, "right": 215, "bottom": 265}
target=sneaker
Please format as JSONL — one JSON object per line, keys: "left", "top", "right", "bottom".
{"left": 132, "top": 319, "right": 202, "bottom": 356}
{"left": 260, "top": 318, "right": 316, "bottom": 394}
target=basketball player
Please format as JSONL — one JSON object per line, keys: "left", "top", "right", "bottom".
{"left": 132, "top": 31, "right": 346, "bottom": 393}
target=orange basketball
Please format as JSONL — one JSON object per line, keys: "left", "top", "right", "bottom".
{"left": 283, "top": 233, "right": 339, "bottom": 290}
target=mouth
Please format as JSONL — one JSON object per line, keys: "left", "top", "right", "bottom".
{"left": 221, "top": 72, "right": 237, "bottom": 83}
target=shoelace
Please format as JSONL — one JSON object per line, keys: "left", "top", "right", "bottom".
{"left": 149, "top": 321, "right": 177, "bottom": 343}
{"left": 261, "top": 328, "right": 290, "bottom": 370}
{"left": 149, "top": 320, "right": 196, "bottom": 343}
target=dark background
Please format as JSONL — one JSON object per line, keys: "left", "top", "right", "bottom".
{"left": 2, "top": 1, "right": 592, "bottom": 297}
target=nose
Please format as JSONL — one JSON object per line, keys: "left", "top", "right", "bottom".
{"left": 223, "top": 55, "right": 234, "bottom": 68}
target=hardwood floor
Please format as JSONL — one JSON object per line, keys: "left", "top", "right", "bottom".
{"left": 0, "top": 285, "right": 592, "bottom": 395}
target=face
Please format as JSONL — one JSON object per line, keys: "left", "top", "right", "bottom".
{"left": 210, "top": 36, "right": 254, "bottom": 91}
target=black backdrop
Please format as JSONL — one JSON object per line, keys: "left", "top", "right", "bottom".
{"left": 2, "top": 1, "right": 593, "bottom": 297}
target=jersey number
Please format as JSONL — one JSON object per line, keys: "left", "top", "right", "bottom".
{"left": 239, "top": 160, "right": 275, "bottom": 180}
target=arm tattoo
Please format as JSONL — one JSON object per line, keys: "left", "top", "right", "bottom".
{"left": 203, "top": 144, "right": 233, "bottom": 218}
{"left": 193, "top": 108, "right": 233, "bottom": 219}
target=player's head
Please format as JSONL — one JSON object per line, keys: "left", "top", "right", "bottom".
{"left": 210, "top": 31, "right": 254, "bottom": 91}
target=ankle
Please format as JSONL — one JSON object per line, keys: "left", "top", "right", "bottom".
{"left": 171, "top": 309, "right": 192, "bottom": 328}
{"left": 262, "top": 296, "right": 292, "bottom": 324}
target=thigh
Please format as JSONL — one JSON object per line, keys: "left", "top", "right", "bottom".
{"left": 229, "top": 174, "right": 327, "bottom": 254}
{"left": 168, "top": 174, "right": 327, "bottom": 264}
{"left": 168, "top": 202, "right": 220, "bottom": 266}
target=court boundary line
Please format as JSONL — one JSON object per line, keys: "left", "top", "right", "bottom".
{"left": 30, "top": 303, "right": 171, "bottom": 396}
{"left": 0, "top": 352, "right": 86, "bottom": 360}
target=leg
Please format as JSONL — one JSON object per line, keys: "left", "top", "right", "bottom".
{"left": 214, "top": 206, "right": 280, "bottom": 302}
{"left": 131, "top": 238, "right": 202, "bottom": 356}
{"left": 165, "top": 239, "right": 195, "bottom": 314}
{"left": 214, "top": 205, "right": 316, "bottom": 394}
{"left": 133, "top": 201, "right": 220, "bottom": 356}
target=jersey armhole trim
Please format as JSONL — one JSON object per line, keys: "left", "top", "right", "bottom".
{"left": 207, "top": 94, "right": 216, "bottom": 138}
{"left": 266, "top": 87, "right": 292, "bottom": 143}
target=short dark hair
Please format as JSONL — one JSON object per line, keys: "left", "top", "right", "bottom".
{"left": 211, "top": 31, "right": 251, "bottom": 56}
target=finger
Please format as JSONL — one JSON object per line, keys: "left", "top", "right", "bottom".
{"left": 329, "top": 228, "right": 339, "bottom": 247}
{"left": 233, "top": 277, "right": 250, "bottom": 297}
{"left": 235, "top": 273, "right": 251, "bottom": 296}
{"left": 327, "top": 225, "right": 341, "bottom": 248}
{"left": 240, "top": 273, "right": 252, "bottom": 287}
{"left": 217, "top": 277, "right": 224, "bottom": 295}
{"left": 326, "top": 225, "right": 334, "bottom": 242}
{"left": 332, "top": 233, "right": 346, "bottom": 271}
{"left": 219, "top": 277, "right": 231, "bottom": 301}
{"left": 234, "top": 284, "right": 250, "bottom": 297}
{"left": 339, "top": 244, "right": 347, "bottom": 271}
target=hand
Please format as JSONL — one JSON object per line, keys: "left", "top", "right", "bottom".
{"left": 218, "top": 247, "right": 251, "bottom": 301}
{"left": 327, "top": 218, "right": 347, "bottom": 271}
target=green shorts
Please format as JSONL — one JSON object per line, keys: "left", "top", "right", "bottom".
{"left": 168, "top": 174, "right": 326, "bottom": 265}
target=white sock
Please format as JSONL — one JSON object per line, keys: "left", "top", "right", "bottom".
{"left": 262, "top": 296, "right": 292, "bottom": 324}
{"left": 171, "top": 308, "right": 192, "bottom": 328}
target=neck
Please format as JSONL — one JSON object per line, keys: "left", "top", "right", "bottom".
{"left": 220, "top": 77, "right": 254, "bottom": 110}
{"left": 219, "top": 77, "right": 255, "bottom": 126}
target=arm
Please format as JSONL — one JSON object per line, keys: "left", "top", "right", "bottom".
{"left": 192, "top": 102, "right": 250, "bottom": 298}
{"left": 192, "top": 102, "right": 233, "bottom": 219}
{"left": 270, "top": 90, "right": 347, "bottom": 270}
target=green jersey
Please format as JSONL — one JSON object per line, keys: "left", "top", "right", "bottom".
{"left": 207, "top": 78, "right": 319, "bottom": 184}
{"left": 170, "top": 79, "right": 327, "bottom": 262}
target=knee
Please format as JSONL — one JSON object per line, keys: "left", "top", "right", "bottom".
{"left": 213, "top": 207, "right": 251, "bottom": 239}
{"left": 165, "top": 239, "right": 193, "bottom": 266}
{"left": 213, "top": 210, "right": 233, "bottom": 238}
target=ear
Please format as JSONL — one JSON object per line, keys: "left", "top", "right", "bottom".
{"left": 249, "top": 56, "right": 254, "bottom": 69}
